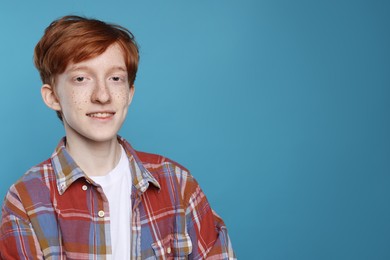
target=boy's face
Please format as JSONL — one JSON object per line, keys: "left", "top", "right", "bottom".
{"left": 42, "top": 43, "right": 134, "bottom": 144}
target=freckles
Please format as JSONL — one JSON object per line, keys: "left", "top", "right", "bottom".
{"left": 113, "top": 89, "right": 129, "bottom": 103}
{"left": 71, "top": 90, "right": 86, "bottom": 110}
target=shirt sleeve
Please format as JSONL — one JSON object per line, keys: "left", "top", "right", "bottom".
{"left": 0, "top": 187, "right": 44, "bottom": 259}
{"left": 185, "top": 179, "right": 236, "bottom": 259}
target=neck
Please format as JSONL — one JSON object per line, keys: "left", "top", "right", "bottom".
{"left": 65, "top": 135, "right": 122, "bottom": 177}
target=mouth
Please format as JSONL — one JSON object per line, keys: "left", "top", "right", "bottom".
{"left": 86, "top": 112, "right": 115, "bottom": 119}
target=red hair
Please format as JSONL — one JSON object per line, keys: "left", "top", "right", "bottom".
{"left": 34, "top": 15, "right": 139, "bottom": 86}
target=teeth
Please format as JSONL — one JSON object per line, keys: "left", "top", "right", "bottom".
{"left": 88, "top": 112, "right": 113, "bottom": 118}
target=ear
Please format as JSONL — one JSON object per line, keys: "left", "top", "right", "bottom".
{"left": 127, "top": 85, "right": 135, "bottom": 106}
{"left": 41, "top": 84, "right": 61, "bottom": 111}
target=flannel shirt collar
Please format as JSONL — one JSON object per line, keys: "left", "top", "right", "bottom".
{"left": 51, "top": 136, "right": 160, "bottom": 195}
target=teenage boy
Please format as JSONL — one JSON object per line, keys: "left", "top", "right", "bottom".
{"left": 0, "top": 15, "right": 235, "bottom": 259}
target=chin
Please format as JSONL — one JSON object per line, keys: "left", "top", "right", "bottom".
{"left": 87, "top": 133, "right": 119, "bottom": 143}
{"left": 64, "top": 121, "right": 122, "bottom": 144}
{"left": 72, "top": 130, "right": 119, "bottom": 144}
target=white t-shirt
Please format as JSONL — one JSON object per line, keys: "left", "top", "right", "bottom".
{"left": 90, "top": 146, "right": 131, "bottom": 259}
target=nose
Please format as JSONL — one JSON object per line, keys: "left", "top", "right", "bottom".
{"left": 91, "top": 80, "right": 111, "bottom": 104}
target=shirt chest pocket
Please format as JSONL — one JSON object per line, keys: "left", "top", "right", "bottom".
{"left": 152, "top": 233, "right": 193, "bottom": 259}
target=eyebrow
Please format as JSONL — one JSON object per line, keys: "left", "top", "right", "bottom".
{"left": 108, "top": 66, "right": 127, "bottom": 73}
{"left": 66, "top": 65, "right": 90, "bottom": 73}
{"left": 66, "top": 65, "right": 127, "bottom": 73}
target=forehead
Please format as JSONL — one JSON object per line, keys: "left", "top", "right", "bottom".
{"left": 64, "top": 43, "right": 127, "bottom": 73}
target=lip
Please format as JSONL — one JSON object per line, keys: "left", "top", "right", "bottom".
{"left": 86, "top": 111, "right": 116, "bottom": 120}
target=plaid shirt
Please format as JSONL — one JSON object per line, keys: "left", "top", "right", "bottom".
{"left": 0, "top": 137, "right": 235, "bottom": 259}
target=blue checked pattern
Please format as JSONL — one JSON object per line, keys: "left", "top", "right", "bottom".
{"left": 0, "top": 136, "right": 236, "bottom": 259}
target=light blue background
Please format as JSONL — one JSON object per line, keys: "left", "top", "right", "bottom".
{"left": 1, "top": 0, "right": 389, "bottom": 259}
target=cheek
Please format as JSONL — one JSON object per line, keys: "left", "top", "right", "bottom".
{"left": 114, "top": 89, "right": 131, "bottom": 106}
{"left": 64, "top": 90, "right": 89, "bottom": 111}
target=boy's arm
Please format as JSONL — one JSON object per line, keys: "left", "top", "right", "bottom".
{"left": 0, "top": 187, "right": 43, "bottom": 259}
{"left": 185, "top": 180, "right": 236, "bottom": 259}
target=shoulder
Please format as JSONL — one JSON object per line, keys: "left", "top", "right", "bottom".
{"left": 7, "top": 158, "right": 54, "bottom": 202}
{"left": 15, "top": 158, "right": 54, "bottom": 188}
{"left": 134, "top": 149, "right": 193, "bottom": 181}
{"left": 133, "top": 149, "right": 200, "bottom": 194}
{"left": 119, "top": 137, "right": 199, "bottom": 193}
{"left": 135, "top": 150, "right": 190, "bottom": 172}
{"left": 119, "top": 136, "right": 190, "bottom": 173}
{"left": 2, "top": 158, "right": 54, "bottom": 219}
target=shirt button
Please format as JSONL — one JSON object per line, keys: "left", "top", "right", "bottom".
{"left": 98, "top": 210, "right": 105, "bottom": 218}
{"left": 166, "top": 247, "right": 171, "bottom": 254}
{"left": 82, "top": 185, "right": 88, "bottom": 191}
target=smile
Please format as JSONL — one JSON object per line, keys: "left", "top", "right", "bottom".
{"left": 87, "top": 112, "right": 115, "bottom": 118}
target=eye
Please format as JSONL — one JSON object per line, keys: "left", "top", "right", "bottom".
{"left": 75, "top": 76, "right": 85, "bottom": 82}
{"left": 112, "top": 76, "right": 121, "bottom": 82}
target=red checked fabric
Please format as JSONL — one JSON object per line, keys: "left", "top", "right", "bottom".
{"left": 0, "top": 136, "right": 236, "bottom": 259}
